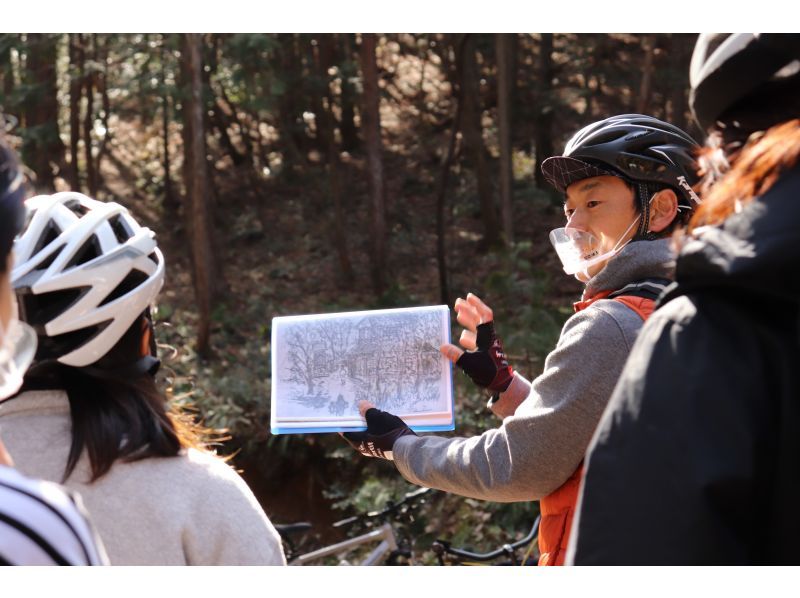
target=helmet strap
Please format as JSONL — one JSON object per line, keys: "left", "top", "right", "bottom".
{"left": 633, "top": 183, "right": 659, "bottom": 241}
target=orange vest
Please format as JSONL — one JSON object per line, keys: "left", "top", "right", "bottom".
{"left": 537, "top": 291, "right": 657, "bottom": 566}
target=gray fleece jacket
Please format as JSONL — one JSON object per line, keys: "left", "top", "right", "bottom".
{"left": 393, "top": 239, "right": 675, "bottom": 502}
{"left": 0, "top": 390, "right": 286, "bottom": 565}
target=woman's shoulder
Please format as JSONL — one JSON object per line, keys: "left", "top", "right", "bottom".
{"left": 141, "top": 447, "right": 247, "bottom": 489}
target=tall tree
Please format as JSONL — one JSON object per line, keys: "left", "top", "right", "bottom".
{"left": 68, "top": 34, "right": 83, "bottom": 191}
{"left": 359, "top": 33, "right": 388, "bottom": 295}
{"left": 668, "top": 33, "right": 693, "bottom": 133}
{"left": 459, "top": 34, "right": 500, "bottom": 249}
{"left": 495, "top": 33, "right": 515, "bottom": 245}
{"left": 22, "top": 33, "right": 64, "bottom": 190}
{"left": 637, "top": 34, "right": 656, "bottom": 115}
{"left": 316, "top": 35, "right": 354, "bottom": 285}
{"left": 533, "top": 33, "right": 555, "bottom": 190}
{"left": 434, "top": 35, "right": 468, "bottom": 306}
{"left": 160, "top": 34, "right": 177, "bottom": 214}
{"left": 95, "top": 34, "right": 112, "bottom": 165}
{"left": 0, "top": 36, "right": 15, "bottom": 99}
{"left": 337, "top": 33, "right": 359, "bottom": 152}
{"left": 276, "top": 33, "right": 304, "bottom": 173}
{"left": 83, "top": 35, "right": 98, "bottom": 196}
{"left": 182, "top": 33, "right": 216, "bottom": 355}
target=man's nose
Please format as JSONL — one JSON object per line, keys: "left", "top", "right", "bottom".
{"left": 565, "top": 209, "right": 588, "bottom": 233}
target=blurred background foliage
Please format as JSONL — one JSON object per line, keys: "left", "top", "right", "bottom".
{"left": 0, "top": 32, "right": 698, "bottom": 559}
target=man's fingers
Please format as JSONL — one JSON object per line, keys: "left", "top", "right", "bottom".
{"left": 440, "top": 343, "right": 465, "bottom": 363}
{"left": 357, "top": 400, "right": 376, "bottom": 418}
{"left": 459, "top": 329, "right": 477, "bottom": 351}
{"left": 466, "top": 293, "right": 493, "bottom": 323}
{"left": 455, "top": 301, "right": 481, "bottom": 331}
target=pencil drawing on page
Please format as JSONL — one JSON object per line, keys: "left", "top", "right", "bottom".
{"left": 273, "top": 308, "right": 450, "bottom": 420}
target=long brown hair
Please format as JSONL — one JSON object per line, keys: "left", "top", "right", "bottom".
{"left": 22, "top": 313, "right": 218, "bottom": 482}
{"left": 689, "top": 119, "right": 800, "bottom": 233}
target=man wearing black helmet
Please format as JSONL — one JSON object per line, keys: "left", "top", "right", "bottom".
{"left": 569, "top": 34, "right": 800, "bottom": 565}
{"left": 344, "top": 114, "right": 700, "bottom": 565}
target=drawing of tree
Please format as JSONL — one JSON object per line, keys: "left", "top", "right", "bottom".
{"left": 316, "top": 320, "right": 355, "bottom": 366}
{"left": 284, "top": 327, "right": 323, "bottom": 395}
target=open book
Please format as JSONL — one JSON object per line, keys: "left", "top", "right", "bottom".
{"left": 270, "top": 305, "right": 454, "bottom": 434}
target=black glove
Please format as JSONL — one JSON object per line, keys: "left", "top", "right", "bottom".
{"left": 343, "top": 407, "right": 417, "bottom": 461}
{"left": 455, "top": 321, "right": 514, "bottom": 393}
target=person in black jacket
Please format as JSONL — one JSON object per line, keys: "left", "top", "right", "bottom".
{"left": 568, "top": 34, "right": 800, "bottom": 564}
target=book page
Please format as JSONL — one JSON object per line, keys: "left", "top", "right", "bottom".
{"left": 271, "top": 305, "right": 453, "bottom": 433}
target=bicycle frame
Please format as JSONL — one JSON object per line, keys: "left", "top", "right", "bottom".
{"left": 289, "top": 522, "right": 398, "bottom": 566}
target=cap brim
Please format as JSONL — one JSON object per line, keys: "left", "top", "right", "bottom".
{"left": 540, "top": 156, "right": 616, "bottom": 193}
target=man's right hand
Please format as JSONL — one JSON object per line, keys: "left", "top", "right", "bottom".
{"left": 439, "top": 293, "right": 514, "bottom": 394}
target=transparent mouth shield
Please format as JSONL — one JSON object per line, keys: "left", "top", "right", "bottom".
{"left": 549, "top": 228, "right": 613, "bottom": 275}
{"left": 549, "top": 214, "right": 640, "bottom": 277}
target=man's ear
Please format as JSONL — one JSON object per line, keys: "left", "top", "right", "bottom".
{"left": 648, "top": 189, "right": 679, "bottom": 233}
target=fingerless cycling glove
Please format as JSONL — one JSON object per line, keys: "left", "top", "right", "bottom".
{"left": 455, "top": 321, "right": 514, "bottom": 393}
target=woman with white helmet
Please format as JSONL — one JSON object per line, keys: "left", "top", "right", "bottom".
{"left": 0, "top": 137, "right": 107, "bottom": 566}
{"left": 0, "top": 191, "right": 286, "bottom": 565}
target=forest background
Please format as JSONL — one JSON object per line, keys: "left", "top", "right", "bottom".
{"left": 0, "top": 31, "right": 699, "bottom": 562}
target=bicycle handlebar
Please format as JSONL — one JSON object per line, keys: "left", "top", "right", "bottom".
{"left": 431, "top": 514, "right": 540, "bottom": 563}
{"left": 333, "top": 486, "right": 435, "bottom": 529}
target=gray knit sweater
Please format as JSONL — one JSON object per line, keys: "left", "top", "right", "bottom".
{"left": 0, "top": 390, "right": 286, "bottom": 565}
{"left": 393, "top": 239, "right": 675, "bottom": 501}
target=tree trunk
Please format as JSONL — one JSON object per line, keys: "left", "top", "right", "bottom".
{"left": 22, "top": 34, "right": 64, "bottom": 191}
{"left": 160, "top": 35, "right": 177, "bottom": 214}
{"left": 637, "top": 34, "right": 656, "bottom": 115}
{"left": 534, "top": 33, "right": 555, "bottom": 190}
{"left": 459, "top": 34, "right": 500, "bottom": 249}
{"left": 337, "top": 33, "right": 359, "bottom": 152}
{"left": 206, "top": 35, "right": 245, "bottom": 167}
{"left": 495, "top": 33, "right": 514, "bottom": 245}
{"left": 276, "top": 33, "right": 304, "bottom": 173}
{"left": 68, "top": 34, "right": 83, "bottom": 191}
{"left": 317, "top": 35, "right": 354, "bottom": 284}
{"left": 95, "top": 34, "right": 112, "bottom": 165}
{"left": 434, "top": 36, "right": 468, "bottom": 306}
{"left": 182, "top": 33, "right": 215, "bottom": 356}
{"left": 359, "top": 33, "right": 388, "bottom": 295}
{"left": 0, "top": 39, "right": 14, "bottom": 99}
{"left": 83, "top": 35, "right": 98, "bottom": 197}
{"left": 668, "top": 33, "right": 692, "bottom": 133}
{"left": 307, "top": 35, "right": 327, "bottom": 154}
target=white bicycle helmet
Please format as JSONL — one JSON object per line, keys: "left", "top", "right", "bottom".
{"left": 11, "top": 192, "right": 164, "bottom": 368}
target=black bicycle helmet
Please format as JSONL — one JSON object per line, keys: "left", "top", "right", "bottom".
{"left": 0, "top": 139, "right": 26, "bottom": 264}
{"left": 541, "top": 114, "right": 701, "bottom": 239}
{"left": 690, "top": 34, "right": 800, "bottom": 133}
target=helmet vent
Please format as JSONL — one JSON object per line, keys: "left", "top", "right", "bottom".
{"left": 64, "top": 199, "right": 91, "bottom": 217}
{"left": 66, "top": 234, "right": 101, "bottom": 269}
{"left": 17, "top": 287, "right": 88, "bottom": 330}
{"left": 99, "top": 269, "right": 149, "bottom": 307}
{"left": 32, "top": 220, "right": 62, "bottom": 256}
{"left": 108, "top": 214, "right": 133, "bottom": 244}
{"left": 34, "top": 243, "right": 64, "bottom": 272}
{"left": 36, "top": 320, "right": 111, "bottom": 363}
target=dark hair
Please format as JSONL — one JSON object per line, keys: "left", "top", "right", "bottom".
{"left": 0, "top": 136, "right": 25, "bottom": 270}
{"left": 21, "top": 313, "right": 215, "bottom": 482}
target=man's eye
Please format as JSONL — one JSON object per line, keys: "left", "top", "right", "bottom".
{"left": 587, "top": 200, "right": 601, "bottom": 208}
